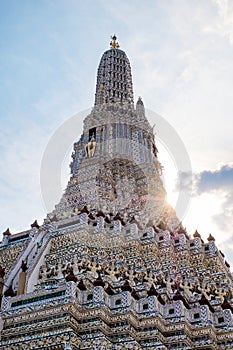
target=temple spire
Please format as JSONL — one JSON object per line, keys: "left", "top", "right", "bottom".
{"left": 94, "top": 35, "right": 134, "bottom": 106}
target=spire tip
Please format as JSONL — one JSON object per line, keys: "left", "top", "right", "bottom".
{"left": 110, "top": 35, "right": 120, "bottom": 49}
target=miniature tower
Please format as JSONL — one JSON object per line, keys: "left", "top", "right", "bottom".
{"left": 0, "top": 36, "right": 233, "bottom": 350}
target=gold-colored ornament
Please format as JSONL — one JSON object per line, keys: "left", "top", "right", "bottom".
{"left": 110, "top": 35, "right": 120, "bottom": 49}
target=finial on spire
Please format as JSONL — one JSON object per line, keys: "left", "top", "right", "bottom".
{"left": 110, "top": 35, "right": 120, "bottom": 49}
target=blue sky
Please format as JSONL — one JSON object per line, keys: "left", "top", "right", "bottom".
{"left": 0, "top": 0, "right": 233, "bottom": 262}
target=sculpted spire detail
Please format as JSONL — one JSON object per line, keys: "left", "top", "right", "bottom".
{"left": 94, "top": 36, "right": 134, "bottom": 106}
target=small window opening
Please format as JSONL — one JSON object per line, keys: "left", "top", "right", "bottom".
{"left": 87, "top": 294, "right": 93, "bottom": 301}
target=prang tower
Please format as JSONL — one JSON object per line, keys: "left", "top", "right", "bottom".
{"left": 53, "top": 35, "right": 177, "bottom": 229}
{"left": 1, "top": 36, "right": 233, "bottom": 350}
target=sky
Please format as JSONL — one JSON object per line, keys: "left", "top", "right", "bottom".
{"left": 0, "top": 0, "right": 233, "bottom": 263}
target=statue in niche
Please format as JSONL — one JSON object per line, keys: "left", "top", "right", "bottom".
{"left": 21, "top": 260, "right": 27, "bottom": 272}
{"left": 17, "top": 260, "right": 28, "bottom": 295}
{"left": 85, "top": 134, "right": 96, "bottom": 158}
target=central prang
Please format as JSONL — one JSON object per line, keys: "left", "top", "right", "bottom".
{"left": 51, "top": 37, "right": 178, "bottom": 230}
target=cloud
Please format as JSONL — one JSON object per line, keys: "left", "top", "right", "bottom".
{"left": 197, "top": 164, "right": 233, "bottom": 234}
{"left": 209, "top": 0, "right": 233, "bottom": 44}
{"left": 196, "top": 163, "right": 233, "bottom": 193}
{"left": 177, "top": 163, "right": 233, "bottom": 194}
{"left": 177, "top": 163, "right": 233, "bottom": 235}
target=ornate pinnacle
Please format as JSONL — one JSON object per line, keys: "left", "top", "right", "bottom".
{"left": 31, "top": 220, "right": 40, "bottom": 229}
{"left": 193, "top": 229, "right": 201, "bottom": 238}
{"left": 3, "top": 228, "right": 11, "bottom": 236}
{"left": 207, "top": 233, "right": 215, "bottom": 241}
{"left": 110, "top": 35, "right": 120, "bottom": 49}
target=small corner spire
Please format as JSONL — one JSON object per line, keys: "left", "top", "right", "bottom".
{"left": 110, "top": 35, "right": 120, "bottom": 49}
